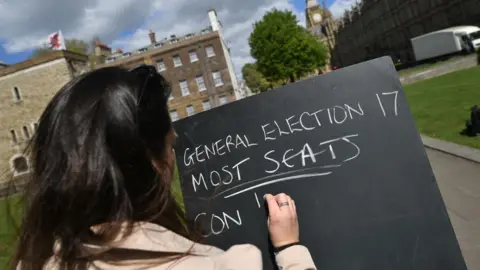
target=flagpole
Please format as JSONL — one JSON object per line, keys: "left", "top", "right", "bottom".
{"left": 59, "top": 30, "right": 67, "bottom": 51}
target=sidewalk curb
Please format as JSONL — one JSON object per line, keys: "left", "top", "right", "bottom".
{"left": 422, "top": 136, "right": 480, "bottom": 164}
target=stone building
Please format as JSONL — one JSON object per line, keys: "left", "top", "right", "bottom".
{"left": 0, "top": 51, "right": 88, "bottom": 191}
{"left": 93, "top": 40, "right": 112, "bottom": 65}
{"left": 331, "top": 0, "right": 480, "bottom": 67}
{"left": 305, "top": 0, "right": 339, "bottom": 72}
{"left": 95, "top": 9, "right": 244, "bottom": 121}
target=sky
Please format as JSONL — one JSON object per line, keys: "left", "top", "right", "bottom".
{"left": 0, "top": 0, "right": 358, "bottom": 75}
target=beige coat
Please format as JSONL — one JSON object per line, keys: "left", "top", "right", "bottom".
{"left": 45, "top": 222, "right": 317, "bottom": 270}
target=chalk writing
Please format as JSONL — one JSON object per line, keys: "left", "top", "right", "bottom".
{"left": 254, "top": 192, "right": 261, "bottom": 208}
{"left": 181, "top": 91, "right": 396, "bottom": 237}
{"left": 261, "top": 102, "right": 364, "bottom": 141}
{"left": 192, "top": 158, "right": 250, "bottom": 192}
{"left": 194, "top": 210, "right": 243, "bottom": 236}
{"left": 184, "top": 134, "right": 258, "bottom": 166}
{"left": 376, "top": 91, "right": 399, "bottom": 117}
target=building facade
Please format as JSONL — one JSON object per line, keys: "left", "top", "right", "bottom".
{"left": 331, "top": 0, "right": 480, "bottom": 67}
{"left": 0, "top": 51, "right": 88, "bottom": 191}
{"left": 305, "top": 0, "right": 339, "bottom": 72}
{"left": 95, "top": 9, "right": 243, "bottom": 121}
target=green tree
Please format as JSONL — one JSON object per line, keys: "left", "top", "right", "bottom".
{"left": 65, "top": 39, "right": 89, "bottom": 55}
{"left": 249, "top": 9, "right": 328, "bottom": 83}
{"left": 241, "top": 63, "right": 270, "bottom": 93}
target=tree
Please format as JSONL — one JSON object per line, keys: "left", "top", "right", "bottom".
{"left": 65, "top": 39, "right": 89, "bottom": 55}
{"left": 249, "top": 9, "right": 328, "bottom": 83}
{"left": 241, "top": 63, "right": 270, "bottom": 93}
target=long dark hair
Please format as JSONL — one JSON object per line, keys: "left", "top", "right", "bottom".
{"left": 9, "top": 66, "right": 197, "bottom": 269}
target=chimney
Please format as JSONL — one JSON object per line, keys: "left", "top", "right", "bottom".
{"left": 148, "top": 29, "right": 156, "bottom": 45}
{"left": 208, "top": 8, "right": 221, "bottom": 32}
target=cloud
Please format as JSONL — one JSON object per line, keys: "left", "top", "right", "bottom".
{"left": 0, "top": 0, "right": 157, "bottom": 53}
{"left": 0, "top": 0, "right": 306, "bottom": 77}
{"left": 329, "top": 0, "right": 358, "bottom": 18}
{"left": 111, "top": 0, "right": 306, "bottom": 77}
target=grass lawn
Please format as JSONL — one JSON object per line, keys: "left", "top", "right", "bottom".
{"left": 403, "top": 66, "right": 480, "bottom": 149}
{"left": 0, "top": 195, "right": 22, "bottom": 269}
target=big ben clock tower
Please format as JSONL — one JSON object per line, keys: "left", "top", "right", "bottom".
{"left": 305, "top": 0, "right": 337, "bottom": 72}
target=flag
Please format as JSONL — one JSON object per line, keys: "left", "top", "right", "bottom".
{"left": 47, "top": 30, "right": 66, "bottom": 50}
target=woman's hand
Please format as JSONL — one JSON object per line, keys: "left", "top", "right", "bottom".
{"left": 265, "top": 193, "right": 299, "bottom": 248}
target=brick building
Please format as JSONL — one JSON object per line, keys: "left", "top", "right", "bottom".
{"left": 330, "top": 0, "right": 480, "bottom": 67}
{"left": 95, "top": 9, "right": 244, "bottom": 121}
{"left": 0, "top": 51, "right": 88, "bottom": 192}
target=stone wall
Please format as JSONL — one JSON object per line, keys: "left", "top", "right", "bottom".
{"left": 0, "top": 58, "right": 74, "bottom": 184}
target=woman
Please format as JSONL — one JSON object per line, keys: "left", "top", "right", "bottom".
{"left": 10, "top": 65, "right": 316, "bottom": 270}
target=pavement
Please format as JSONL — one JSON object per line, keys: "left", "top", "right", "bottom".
{"left": 399, "top": 54, "right": 478, "bottom": 85}
{"left": 426, "top": 147, "right": 480, "bottom": 270}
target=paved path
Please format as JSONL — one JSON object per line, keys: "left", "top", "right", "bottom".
{"left": 400, "top": 54, "right": 477, "bottom": 85}
{"left": 427, "top": 148, "right": 480, "bottom": 270}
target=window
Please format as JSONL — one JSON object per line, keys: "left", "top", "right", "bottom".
{"left": 13, "top": 87, "right": 21, "bottom": 102}
{"left": 186, "top": 105, "right": 195, "bottom": 116}
{"left": 212, "top": 72, "right": 223, "bottom": 87}
{"left": 173, "top": 55, "right": 182, "bottom": 67}
{"left": 170, "top": 110, "right": 179, "bottom": 122}
{"left": 189, "top": 50, "right": 198, "bottom": 63}
{"left": 206, "top": 45, "right": 215, "bottom": 57}
{"left": 10, "top": 129, "right": 17, "bottom": 144}
{"left": 202, "top": 100, "right": 211, "bottom": 111}
{"left": 22, "top": 126, "right": 30, "bottom": 139}
{"left": 219, "top": 95, "right": 228, "bottom": 105}
{"left": 179, "top": 80, "right": 190, "bottom": 96}
{"left": 32, "top": 122, "right": 39, "bottom": 132}
{"left": 10, "top": 155, "right": 29, "bottom": 176}
{"left": 157, "top": 60, "right": 166, "bottom": 72}
{"left": 196, "top": 76, "right": 206, "bottom": 91}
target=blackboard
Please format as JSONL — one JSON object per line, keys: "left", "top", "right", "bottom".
{"left": 174, "top": 57, "right": 467, "bottom": 270}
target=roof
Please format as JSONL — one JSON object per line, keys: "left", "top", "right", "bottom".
{"left": 95, "top": 40, "right": 111, "bottom": 50}
{"left": 100, "top": 26, "right": 215, "bottom": 66}
{"left": 0, "top": 50, "right": 88, "bottom": 77}
{"left": 412, "top": 25, "right": 480, "bottom": 40}
{"left": 97, "top": 30, "right": 220, "bottom": 69}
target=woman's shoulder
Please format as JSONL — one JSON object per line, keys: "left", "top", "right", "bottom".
{"left": 213, "top": 244, "right": 262, "bottom": 265}
{"left": 149, "top": 244, "right": 262, "bottom": 270}
{"left": 81, "top": 222, "right": 263, "bottom": 270}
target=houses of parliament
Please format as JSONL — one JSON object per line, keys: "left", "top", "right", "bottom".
{"left": 306, "top": 0, "right": 480, "bottom": 69}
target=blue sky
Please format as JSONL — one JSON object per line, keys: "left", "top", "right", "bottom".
{"left": 0, "top": 0, "right": 348, "bottom": 69}
{"left": 0, "top": 41, "right": 32, "bottom": 65}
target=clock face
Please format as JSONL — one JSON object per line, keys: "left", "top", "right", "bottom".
{"left": 313, "top": 13, "right": 322, "bottom": 23}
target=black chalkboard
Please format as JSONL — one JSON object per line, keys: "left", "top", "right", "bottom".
{"left": 174, "top": 57, "right": 467, "bottom": 270}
